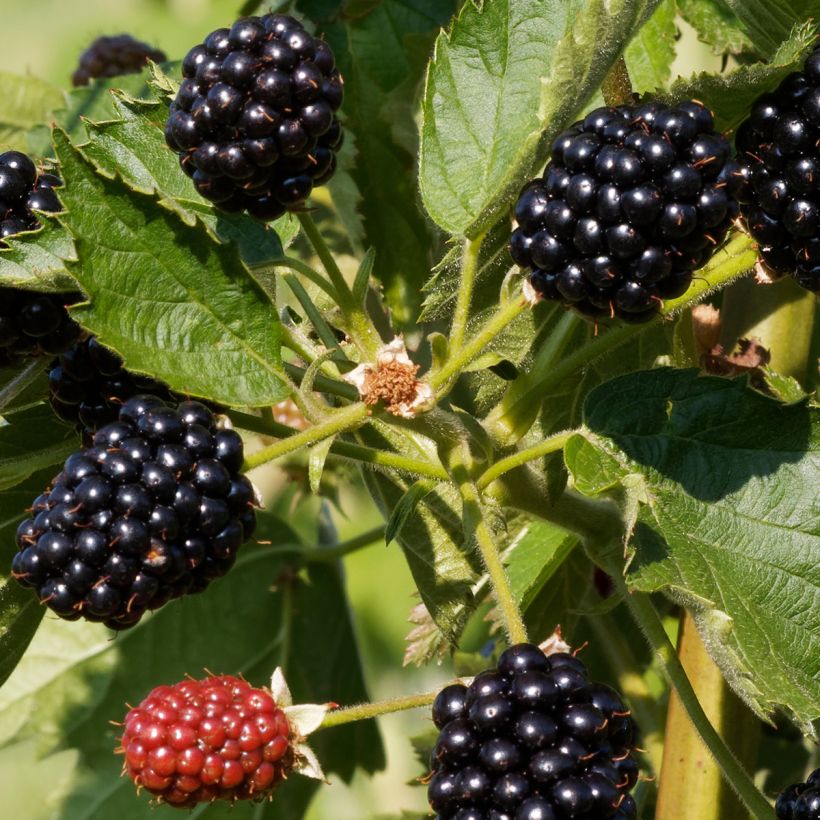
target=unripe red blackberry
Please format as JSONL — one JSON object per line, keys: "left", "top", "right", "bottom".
{"left": 166, "top": 13, "right": 344, "bottom": 220}
{"left": 48, "top": 336, "right": 179, "bottom": 442}
{"left": 736, "top": 45, "right": 820, "bottom": 292}
{"left": 512, "top": 102, "right": 742, "bottom": 322}
{"left": 429, "top": 643, "right": 640, "bottom": 819}
{"left": 776, "top": 767, "right": 820, "bottom": 819}
{"left": 72, "top": 34, "right": 167, "bottom": 87}
{"left": 119, "top": 675, "right": 293, "bottom": 807}
{"left": 11, "top": 395, "right": 256, "bottom": 629}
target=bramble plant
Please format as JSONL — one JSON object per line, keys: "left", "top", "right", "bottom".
{"left": 0, "top": 1, "right": 818, "bottom": 819}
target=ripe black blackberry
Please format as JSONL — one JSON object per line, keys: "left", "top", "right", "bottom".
{"left": 0, "top": 150, "right": 64, "bottom": 244}
{"left": 511, "top": 102, "right": 743, "bottom": 322}
{"left": 0, "top": 288, "right": 82, "bottom": 368}
{"left": 735, "top": 45, "right": 820, "bottom": 292}
{"left": 72, "top": 35, "right": 167, "bottom": 87}
{"left": 165, "top": 13, "right": 344, "bottom": 221}
{"left": 49, "top": 336, "right": 178, "bottom": 442}
{"left": 428, "top": 643, "right": 640, "bottom": 819}
{"left": 11, "top": 395, "right": 256, "bottom": 630}
{"left": 776, "top": 768, "right": 820, "bottom": 819}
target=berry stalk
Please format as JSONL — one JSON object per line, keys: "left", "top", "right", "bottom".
{"left": 240, "top": 402, "right": 369, "bottom": 472}
{"left": 449, "top": 444, "right": 529, "bottom": 645}
{"left": 319, "top": 690, "right": 440, "bottom": 730}
{"left": 448, "top": 232, "right": 486, "bottom": 360}
{"left": 430, "top": 294, "right": 529, "bottom": 394}
{"left": 485, "top": 232, "right": 758, "bottom": 445}
{"left": 229, "top": 409, "right": 449, "bottom": 479}
{"left": 476, "top": 429, "right": 573, "bottom": 491}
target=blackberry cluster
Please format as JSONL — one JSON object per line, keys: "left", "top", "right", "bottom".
{"left": 512, "top": 102, "right": 743, "bottom": 322}
{"left": 0, "top": 150, "right": 63, "bottom": 243}
{"left": 735, "top": 46, "right": 820, "bottom": 292}
{"left": 777, "top": 769, "right": 820, "bottom": 820}
{"left": 48, "top": 336, "right": 177, "bottom": 442}
{"left": 120, "top": 675, "right": 293, "bottom": 808}
{"left": 166, "top": 13, "right": 344, "bottom": 221}
{"left": 428, "top": 644, "right": 639, "bottom": 820}
{"left": 72, "top": 34, "right": 167, "bottom": 87}
{"left": 0, "top": 288, "right": 81, "bottom": 368}
{"left": 11, "top": 395, "right": 256, "bottom": 630}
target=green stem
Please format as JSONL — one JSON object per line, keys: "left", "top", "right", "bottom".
{"left": 485, "top": 233, "right": 757, "bottom": 445}
{"left": 477, "top": 430, "right": 573, "bottom": 491}
{"left": 0, "top": 357, "right": 49, "bottom": 414}
{"left": 319, "top": 690, "right": 440, "bottom": 730}
{"left": 430, "top": 295, "right": 528, "bottom": 394}
{"left": 241, "top": 403, "right": 369, "bottom": 472}
{"left": 297, "top": 211, "right": 380, "bottom": 358}
{"left": 449, "top": 233, "right": 485, "bottom": 355}
{"left": 601, "top": 55, "right": 634, "bottom": 106}
{"left": 450, "top": 445, "right": 528, "bottom": 644}
{"left": 306, "top": 525, "right": 384, "bottom": 563}
{"left": 256, "top": 256, "right": 338, "bottom": 299}
{"left": 621, "top": 587, "right": 774, "bottom": 820}
{"left": 230, "top": 409, "right": 447, "bottom": 479}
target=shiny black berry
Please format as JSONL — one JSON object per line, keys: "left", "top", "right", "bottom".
{"left": 428, "top": 643, "right": 639, "bottom": 818}
{"left": 777, "top": 769, "right": 820, "bottom": 819}
{"left": 72, "top": 35, "right": 166, "bottom": 87}
{"left": 513, "top": 101, "right": 738, "bottom": 321}
{"left": 167, "top": 13, "right": 343, "bottom": 219}
{"left": 736, "top": 43, "right": 820, "bottom": 292}
{"left": 11, "top": 397, "right": 256, "bottom": 629}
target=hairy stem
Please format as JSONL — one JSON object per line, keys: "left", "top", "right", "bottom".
{"left": 307, "top": 525, "right": 384, "bottom": 563}
{"left": 485, "top": 233, "right": 757, "bottom": 445}
{"left": 319, "top": 690, "right": 440, "bottom": 729}
{"left": 241, "top": 403, "right": 369, "bottom": 471}
{"left": 450, "top": 445, "right": 528, "bottom": 644}
{"left": 230, "top": 409, "right": 447, "bottom": 479}
{"left": 622, "top": 588, "right": 774, "bottom": 820}
{"left": 449, "top": 233, "right": 485, "bottom": 355}
{"left": 655, "top": 611, "right": 761, "bottom": 820}
{"left": 601, "top": 55, "right": 634, "bottom": 106}
{"left": 477, "top": 430, "right": 573, "bottom": 490}
{"left": 430, "top": 295, "right": 528, "bottom": 394}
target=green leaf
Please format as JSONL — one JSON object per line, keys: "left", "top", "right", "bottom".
{"left": 676, "top": 0, "right": 755, "bottom": 56}
{"left": 385, "top": 478, "right": 436, "bottom": 544}
{"left": 79, "top": 92, "right": 298, "bottom": 267}
{"left": 0, "top": 469, "right": 54, "bottom": 690}
{"left": 566, "top": 368, "right": 820, "bottom": 732}
{"left": 352, "top": 247, "right": 377, "bottom": 306}
{"left": 720, "top": 0, "right": 820, "bottom": 58}
{"left": 419, "top": 0, "right": 663, "bottom": 237}
{"left": 52, "top": 129, "right": 290, "bottom": 408}
{"left": 0, "top": 361, "right": 49, "bottom": 416}
{"left": 0, "top": 405, "right": 75, "bottom": 492}
{"left": 624, "top": 0, "right": 678, "bottom": 94}
{"left": 0, "top": 72, "right": 63, "bottom": 153}
{"left": 0, "top": 218, "right": 77, "bottom": 293}
{"left": 309, "top": 437, "right": 334, "bottom": 494}
{"left": 0, "top": 510, "right": 382, "bottom": 815}
{"left": 662, "top": 21, "right": 818, "bottom": 132}
{"left": 324, "top": 0, "right": 455, "bottom": 323}
{"left": 506, "top": 519, "right": 578, "bottom": 612}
